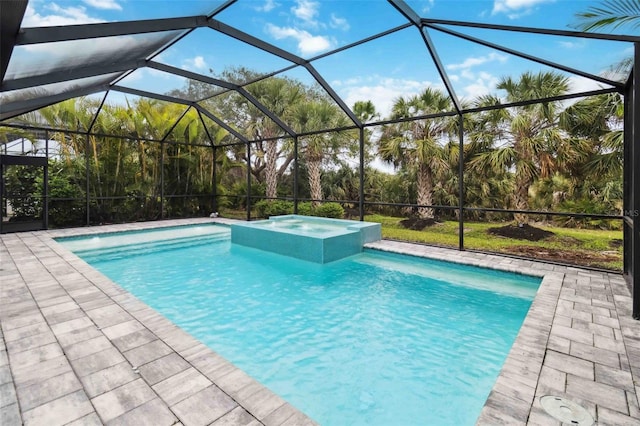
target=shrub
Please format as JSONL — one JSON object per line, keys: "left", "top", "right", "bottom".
{"left": 254, "top": 200, "right": 294, "bottom": 218}
{"left": 296, "top": 202, "right": 313, "bottom": 216}
{"left": 314, "top": 202, "right": 344, "bottom": 218}
{"left": 554, "top": 199, "right": 622, "bottom": 230}
{"left": 46, "top": 172, "right": 86, "bottom": 227}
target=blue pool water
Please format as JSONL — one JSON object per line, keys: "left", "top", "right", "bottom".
{"left": 59, "top": 224, "right": 540, "bottom": 426}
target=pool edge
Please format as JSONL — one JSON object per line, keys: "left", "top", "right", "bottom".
{"left": 2, "top": 217, "right": 638, "bottom": 425}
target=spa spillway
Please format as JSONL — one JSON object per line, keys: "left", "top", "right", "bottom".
{"left": 230, "top": 215, "right": 382, "bottom": 263}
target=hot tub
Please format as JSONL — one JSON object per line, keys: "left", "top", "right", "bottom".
{"left": 230, "top": 215, "right": 382, "bottom": 263}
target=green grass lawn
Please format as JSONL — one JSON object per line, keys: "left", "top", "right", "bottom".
{"left": 365, "top": 214, "right": 623, "bottom": 271}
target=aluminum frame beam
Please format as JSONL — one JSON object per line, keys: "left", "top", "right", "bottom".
{"left": 160, "top": 105, "right": 192, "bottom": 142}
{"left": 631, "top": 43, "right": 640, "bottom": 318}
{"left": 206, "top": 19, "right": 362, "bottom": 127}
{"left": 419, "top": 26, "right": 462, "bottom": 113}
{"left": 147, "top": 61, "right": 297, "bottom": 137}
{"left": 147, "top": 61, "right": 235, "bottom": 90}
{"left": 420, "top": 18, "right": 640, "bottom": 43}
{"left": 1, "top": 59, "right": 144, "bottom": 92}
{"left": 110, "top": 85, "right": 194, "bottom": 106}
{"left": 1, "top": 0, "right": 28, "bottom": 82}
{"left": 110, "top": 86, "right": 193, "bottom": 142}
{"left": 208, "top": 19, "right": 305, "bottom": 66}
{"left": 387, "top": 0, "right": 421, "bottom": 26}
{"left": 0, "top": 83, "right": 110, "bottom": 121}
{"left": 388, "top": 0, "right": 462, "bottom": 113}
{"left": 427, "top": 23, "right": 625, "bottom": 91}
{"left": 235, "top": 87, "right": 297, "bottom": 137}
{"left": 16, "top": 16, "right": 209, "bottom": 45}
{"left": 304, "top": 65, "right": 362, "bottom": 127}
{"left": 194, "top": 104, "right": 249, "bottom": 144}
{"left": 111, "top": 85, "right": 250, "bottom": 144}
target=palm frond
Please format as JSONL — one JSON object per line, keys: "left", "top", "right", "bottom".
{"left": 573, "top": 0, "right": 640, "bottom": 31}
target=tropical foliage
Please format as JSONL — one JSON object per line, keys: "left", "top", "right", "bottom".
{"left": 1, "top": 69, "right": 624, "bottom": 237}
{"left": 573, "top": 0, "right": 640, "bottom": 31}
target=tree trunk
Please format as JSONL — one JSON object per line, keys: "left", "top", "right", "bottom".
{"left": 513, "top": 174, "right": 531, "bottom": 225}
{"left": 416, "top": 163, "right": 434, "bottom": 219}
{"left": 265, "top": 139, "right": 278, "bottom": 199}
{"left": 113, "top": 139, "right": 121, "bottom": 196}
{"left": 308, "top": 158, "right": 323, "bottom": 208}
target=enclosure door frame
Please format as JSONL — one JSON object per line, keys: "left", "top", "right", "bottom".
{"left": 0, "top": 154, "right": 48, "bottom": 233}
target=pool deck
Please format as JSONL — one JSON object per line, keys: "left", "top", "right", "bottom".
{"left": 1, "top": 218, "right": 639, "bottom": 425}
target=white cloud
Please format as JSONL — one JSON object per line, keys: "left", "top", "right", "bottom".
{"left": 255, "top": 0, "right": 278, "bottom": 12}
{"left": 182, "top": 56, "right": 207, "bottom": 71}
{"left": 266, "top": 24, "right": 332, "bottom": 55}
{"left": 330, "top": 14, "right": 350, "bottom": 31}
{"left": 450, "top": 67, "right": 500, "bottom": 100}
{"left": 291, "top": 0, "right": 320, "bottom": 25}
{"left": 492, "top": 0, "right": 555, "bottom": 18}
{"left": 445, "top": 53, "right": 506, "bottom": 99}
{"left": 22, "top": 2, "right": 104, "bottom": 26}
{"left": 119, "top": 68, "right": 145, "bottom": 82}
{"left": 83, "top": 0, "right": 122, "bottom": 11}
{"left": 460, "top": 74, "right": 500, "bottom": 99}
{"left": 568, "top": 75, "right": 605, "bottom": 94}
{"left": 421, "top": 0, "right": 435, "bottom": 13}
{"left": 334, "top": 75, "right": 442, "bottom": 118}
{"left": 193, "top": 56, "right": 206, "bottom": 69}
{"left": 461, "top": 69, "right": 475, "bottom": 80}
{"left": 447, "top": 52, "right": 507, "bottom": 71}
{"left": 119, "top": 67, "right": 182, "bottom": 86}
{"left": 558, "top": 41, "right": 585, "bottom": 49}
{"left": 554, "top": 76, "right": 608, "bottom": 108}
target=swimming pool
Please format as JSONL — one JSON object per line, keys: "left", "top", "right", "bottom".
{"left": 59, "top": 224, "right": 541, "bottom": 425}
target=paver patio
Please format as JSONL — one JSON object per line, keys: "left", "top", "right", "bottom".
{"left": 1, "top": 218, "right": 639, "bottom": 425}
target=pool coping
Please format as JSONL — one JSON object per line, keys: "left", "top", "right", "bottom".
{"left": 1, "top": 218, "right": 639, "bottom": 425}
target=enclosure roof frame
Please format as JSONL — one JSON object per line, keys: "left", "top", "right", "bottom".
{"left": 1, "top": 0, "right": 637, "bottom": 128}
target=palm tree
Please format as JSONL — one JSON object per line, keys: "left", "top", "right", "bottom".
{"left": 353, "top": 100, "right": 379, "bottom": 123}
{"left": 352, "top": 100, "right": 380, "bottom": 169}
{"left": 39, "top": 98, "right": 95, "bottom": 160}
{"left": 378, "top": 88, "right": 455, "bottom": 219}
{"left": 573, "top": 0, "right": 640, "bottom": 31}
{"left": 469, "top": 71, "right": 569, "bottom": 224}
{"left": 292, "top": 99, "right": 350, "bottom": 207}
{"left": 557, "top": 93, "right": 624, "bottom": 213}
{"left": 573, "top": 0, "right": 639, "bottom": 79}
{"left": 231, "top": 73, "right": 304, "bottom": 200}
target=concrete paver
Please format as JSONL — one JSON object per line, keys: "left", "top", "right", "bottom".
{"left": 1, "top": 218, "right": 639, "bottom": 425}
{"left": 171, "top": 385, "right": 237, "bottom": 426}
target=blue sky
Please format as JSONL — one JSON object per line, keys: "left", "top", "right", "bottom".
{"left": 16, "top": 0, "right": 637, "bottom": 117}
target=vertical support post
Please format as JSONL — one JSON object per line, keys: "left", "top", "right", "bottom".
{"left": 624, "top": 79, "right": 631, "bottom": 291}
{"left": 212, "top": 145, "right": 217, "bottom": 214}
{"left": 246, "top": 141, "right": 251, "bottom": 221}
{"left": 359, "top": 127, "right": 365, "bottom": 221}
{"left": 160, "top": 141, "right": 165, "bottom": 219}
{"left": 293, "top": 136, "right": 299, "bottom": 214}
{"left": 85, "top": 134, "right": 90, "bottom": 226}
{"left": 0, "top": 159, "right": 3, "bottom": 234}
{"left": 43, "top": 130, "right": 49, "bottom": 230}
{"left": 458, "top": 114, "right": 464, "bottom": 250}
{"left": 632, "top": 42, "right": 640, "bottom": 319}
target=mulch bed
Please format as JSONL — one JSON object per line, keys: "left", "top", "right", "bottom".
{"left": 505, "top": 246, "right": 620, "bottom": 270}
{"left": 400, "top": 217, "right": 439, "bottom": 231}
{"left": 487, "top": 224, "right": 554, "bottom": 242}
{"left": 609, "top": 239, "right": 623, "bottom": 248}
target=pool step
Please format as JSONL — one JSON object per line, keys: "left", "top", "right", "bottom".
{"left": 75, "top": 234, "right": 229, "bottom": 262}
